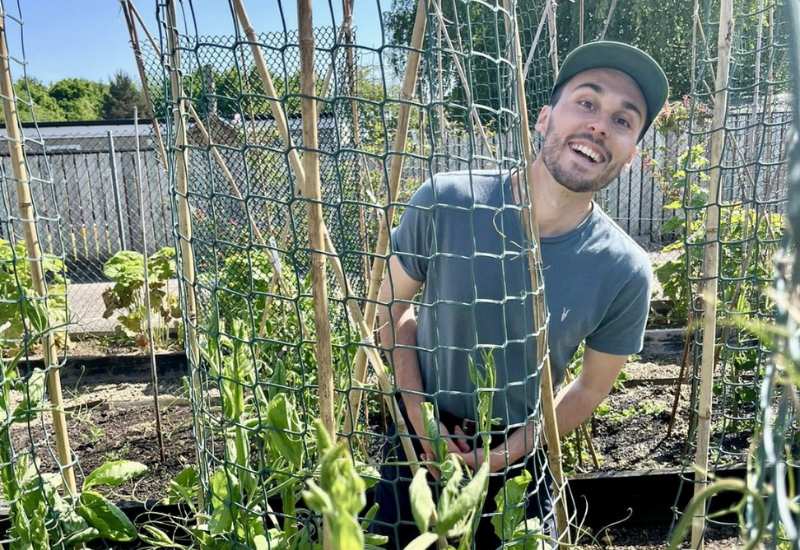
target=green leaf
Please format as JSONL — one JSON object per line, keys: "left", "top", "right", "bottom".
{"left": 164, "top": 466, "right": 200, "bottom": 505}
{"left": 409, "top": 468, "right": 435, "bottom": 533}
{"left": 491, "top": 469, "right": 532, "bottom": 542}
{"left": 13, "top": 368, "right": 45, "bottom": 423}
{"left": 140, "top": 525, "right": 183, "bottom": 548}
{"left": 403, "top": 532, "right": 439, "bottom": 550}
{"left": 266, "top": 394, "right": 304, "bottom": 469}
{"left": 77, "top": 490, "right": 137, "bottom": 542}
{"left": 421, "top": 402, "right": 447, "bottom": 463}
{"left": 253, "top": 534, "right": 269, "bottom": 550}
{"left": 436, "top": 462, "right": 490, "bottom": 535}
{"left": 63, "top": 527, "right": 101, "bottom": 547}
{"left": 83, "top": 460, "right": 148, "bottom": 490}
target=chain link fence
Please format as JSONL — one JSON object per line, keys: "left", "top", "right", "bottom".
{"left": 0, "top": 122, "right": 173, "bottom": 332}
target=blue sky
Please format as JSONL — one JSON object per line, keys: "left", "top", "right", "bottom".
{"left": 16, "top": 1, "right": 386, "bottom": 84}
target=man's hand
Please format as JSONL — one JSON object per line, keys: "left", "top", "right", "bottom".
{"left": 407, "top": 411, "right": 470, "bottom": 479}
{"left": 457, "top": 445, "right": 508, "bottom": 473}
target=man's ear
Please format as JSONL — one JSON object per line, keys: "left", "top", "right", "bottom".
{"left": 535, "top": 105, "right": 551, "bottom": 134}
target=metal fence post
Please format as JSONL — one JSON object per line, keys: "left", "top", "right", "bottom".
{"left": 107, "top": 130, "right": 128, "bottom": 250}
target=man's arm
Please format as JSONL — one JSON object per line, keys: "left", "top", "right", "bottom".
{"left": 378, "top": 255, "right": 469, "bottom": 474}
{"left": 553, "top": 347, "right": 626, "bottom": 435}
{"left": 377, "top": 255, "right": 425, "bottom": 415}
{"left": 461, "top": 347, "right": 627, "bottom": 472}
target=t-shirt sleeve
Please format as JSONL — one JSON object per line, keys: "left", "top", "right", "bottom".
{"left": 390, "top": 179, "right": 435, "bottom": 282}
{"left": 585, "top": 264, "right": 652, "bottom": 355}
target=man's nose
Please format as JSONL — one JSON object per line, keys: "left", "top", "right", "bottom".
{"left": 586, "top": 116, "right": 608, "bottom": 138}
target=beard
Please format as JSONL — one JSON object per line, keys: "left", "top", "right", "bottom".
{"left": 540, "top": 121, "right": 626, "bottom": 193}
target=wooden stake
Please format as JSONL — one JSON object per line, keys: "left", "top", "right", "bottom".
{"left": 164, "top": 0, "right": 205, "bottom": 509}
{"left": 502, "top": 0, "right": 569, "bottom": 543}
{"left": 297, "top": 3, "right": 335, "bottom": 547}
{"left": 133, "top": 108, "right": 166, "bottom": 463}
{"left": 230, "top": 0, "right": 420, "bottom": 471}
{"left": 345, "top": 0, "right": 427, "bottom": 436}
{"left": 297, "top": 0, "right": 335, "bottom": 440}
{"left": 690, "top": 2, "right": 733, "bottom": 548}
{"left": 120, "top": 0, "right": 169, "bottom": 171}
{"left": 0, "top": 7, "right": 77, "bottom": 495}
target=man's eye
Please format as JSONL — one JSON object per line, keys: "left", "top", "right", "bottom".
{"left": 615, "top": 117, "right": 631, "bottom": 128}
{"left": 578, "top": 100, "right": 593, "bottom": 110}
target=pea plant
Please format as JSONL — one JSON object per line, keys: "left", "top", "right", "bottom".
{"left": 139, "top": 309, "right": 379, "bottom": 549}
{"left": 0, "top": 239, "right": 68, "bottom": 349}
{"left": 0, "top": 317, "right": 148, "bottom": 548}
{"left": 101, "top": 247, "right": 181, "bottom": 349}
{"left": 405, "top": 354, "right": 544, "bottom": 550}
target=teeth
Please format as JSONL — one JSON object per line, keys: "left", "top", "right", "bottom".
{"left": 571, "top": 144, "right": 601, "bottom": 162}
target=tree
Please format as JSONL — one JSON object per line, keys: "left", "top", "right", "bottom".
{"left": 102, "top": 71, "right": 147, "bottom": 120}
{"left": 48, "top": 78, "right": 106, "bottom": 120}
{"left": 382, "top": 0, "right": 555, "bottom": 132}
{"left": 10, "top": 77, "right": 64, "bottom": 122}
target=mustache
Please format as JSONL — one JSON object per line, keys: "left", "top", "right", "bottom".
{"left": 566, "top": 133, "right": 612, "bottom": 162}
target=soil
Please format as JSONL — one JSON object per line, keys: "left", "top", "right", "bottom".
{"left": 566, "top": 358, "right": 750, "bottom": 475}
{"left": 578, "top": 525, "right": 741, "bottom": 549}
{"left": 10, "top": 368, "right": 196, "bottom": 502}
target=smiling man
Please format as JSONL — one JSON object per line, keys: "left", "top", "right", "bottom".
{"left": 372, "top": 42, "right": 669, "bottom": 548}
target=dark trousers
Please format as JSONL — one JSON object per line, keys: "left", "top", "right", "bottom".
{"left": 370, "top": 411, "right": 555, "bottom": 549}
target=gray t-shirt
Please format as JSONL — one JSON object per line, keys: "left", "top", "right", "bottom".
{"left": 390, "top": 170, "right": 652, "bottom": 426}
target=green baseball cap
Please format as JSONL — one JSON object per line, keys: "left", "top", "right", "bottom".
{"left": 552, "top": 41, "right": 669, "bottom": 139}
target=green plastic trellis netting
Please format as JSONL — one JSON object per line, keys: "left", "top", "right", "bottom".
{"left": 670, "top": 0, "right": 793, "bottom": 542}
{"left": 744, "top": 0, "right": 800, "bottom": 546}
{"left": 149, "top": 0, "right": 570, "bottom": 547}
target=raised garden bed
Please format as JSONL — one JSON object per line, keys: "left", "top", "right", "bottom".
{"left": 3, "top": 318, "right": 751, "bottom": 547}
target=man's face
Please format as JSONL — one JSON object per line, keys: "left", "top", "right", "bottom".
{"left": 535, "top": 68, "right": 646, "bottom": 193}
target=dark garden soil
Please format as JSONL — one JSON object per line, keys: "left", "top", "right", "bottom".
{"left": 568, "top": 358, "right": 750, "bottom": 475}
{"left": 10, "top": 368, "right": 196, "bottom": 502}
{"left": 12, "top": 403, "right": 196, "bottom": 502}
{"left": 577, "top": 525, "right": 741, "bottom": 549}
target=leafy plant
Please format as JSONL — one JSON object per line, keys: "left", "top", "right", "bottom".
{"left": 146, "top": 313, "right": 379, "bottom": 549}
{"left": 491, "top": 470, "right": 548, "bottom": 549}
{"left": 101, "top": 247, "right": 180, "bottom": 348}
{"left": 0, "top": 321, "right": 148, "bottom": 548}
{"left": 0, "top": 239, "right": 68, "bottom": 347}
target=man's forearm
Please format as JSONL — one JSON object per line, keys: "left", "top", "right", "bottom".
{"left": 554, "top": 378, "right": 607, "bottom": 436}
{"left": 379, "top": 306, "right": 426, "bottom": 419}
{"left": 480, "top": 380, "right": 604, "bottom": 472}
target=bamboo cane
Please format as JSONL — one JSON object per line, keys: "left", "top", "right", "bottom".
{"left": 0, "top": 7, "right": 77, "bottom": 495}
{"left": 502, "top": 0, "right": 569, "bottom": 543}
{"left": 121, "top": 0, "right": 169, "bottom": 170}
{"left": 690, "top": 1, "right": 733, "bottom": 548}
{"left": 344, "top": 0, "right": 427, "bottom": 436}
{"left": 133, "top": 108, "right": 166, "bottom": 463}
{"left": 164, "top": 0, "right": 205, "bottom": 509}
{"left": 296, "top": 4, "right": 335, "bottom": 547}
{"left": 297, "top": 0, "right": 335, "bottom": 440}
{"left": 229, "top": 0, "right": 421, "bottom": 469}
